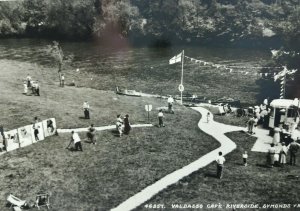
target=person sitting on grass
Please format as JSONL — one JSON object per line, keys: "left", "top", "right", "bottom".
{"left": 158, "top": 109, "right": 165, "bottom": 127}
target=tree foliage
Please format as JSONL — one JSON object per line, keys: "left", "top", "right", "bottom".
{"left": 0, "top": 0, "right": 299, "bottom": 48}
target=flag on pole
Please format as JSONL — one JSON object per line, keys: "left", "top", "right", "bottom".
{"left": 169, "top": 52, "right": 182, "bottom": 64}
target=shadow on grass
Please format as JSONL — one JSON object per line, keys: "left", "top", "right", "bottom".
{"left": 204, "top": 172, "right": 218, "bottom": 178}
{"left": 78, "top": 117, "right": 88, "bottom": 119}
{"left": 256, "top": 163, "right": 271, "bottom": 168}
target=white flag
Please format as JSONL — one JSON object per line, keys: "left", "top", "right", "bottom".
{"left": 169, "top": 52, "right": 182, "bottom": 64}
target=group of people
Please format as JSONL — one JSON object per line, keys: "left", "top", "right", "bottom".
{"left": 66, "top": 124, "right": 97, "bottom": 151}
{"left": 246, "top": 99, "right": 271, "bottom": 134}
{"left": 24, "top": 74, "right": 40, "bottom": 96}
{"left": 116, "top": 114, "right": 131, "bottom": 137}
{"left": 267, "top": 138, "right": 300, "bottom": 167}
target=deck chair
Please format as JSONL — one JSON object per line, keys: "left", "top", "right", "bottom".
{"left": 7, "top": 194, "right": 27, "bottom": 208}
{"left": 35, "top": 193, "right": 50, "bottom": 209}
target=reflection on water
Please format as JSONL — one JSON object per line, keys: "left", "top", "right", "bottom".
{"left": 0, "top": 39, "right": 273, "bottom": 104}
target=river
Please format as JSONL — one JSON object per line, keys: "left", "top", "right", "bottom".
{"left": 0, "top": 38, "right": 274, "bottom": 105}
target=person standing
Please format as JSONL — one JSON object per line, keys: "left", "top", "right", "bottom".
{"left": 116, "top": 114, "right": 123, "bottom": 137}
{"left": 280, "top": 142, "right": 288, "bottom": 166}
{"left": 23, "top": 81, "right": 28, "bottom": 95}
{"left": 167, "top": 95, "right": 174, "bottom": 114}
{"left": 242, "top": 151, "right": 248, "bottom": 166}
{"left": 247, "top": 117, "right": 256, "bottom": 134}
{"left": 83, "top": 101, "right": 90, "bottom": 119}
{"left": 88, "top": 124, "right": 96, "bottom": 144}
{"left": 207, "top": 112, "right": 211, "bottom": 123}
{"left": 268, "top": 143, "right": 276, "bottom": 167}
{"left": 68, "top": 131, "right": 83, "bottom": 151}
{"left": 26, "top": 74, "right": 32, "bottom": 88}
{"left": 273, "top": 127, "right": 281, "bottom": 146}
{"left": 288, "top": 139, "right": 300, "bottom": 166}
{"left": 35, "top": 81, "right": 40, "bottom": 96}
{"left": 216, "top": 151, "right": 225, "bottom": 179}
{"left": 123, "top": 114, "right": 131, "bottom": 135}
{"left": 158, "top": 109, "right": 165, "bottom": 127}
{"left": 33, "top": 126, "right": 39, "bottom": 141}
{"left": 61, "top": 74, "right": 65, "bottom": 87}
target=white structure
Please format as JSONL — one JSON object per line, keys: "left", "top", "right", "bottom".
{"left": 269, "top": 99, "right": 299, "bottom": 131}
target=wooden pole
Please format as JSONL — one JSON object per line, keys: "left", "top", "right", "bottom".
{"left": 180, "top": 50, "right": 184, "bottom": 105}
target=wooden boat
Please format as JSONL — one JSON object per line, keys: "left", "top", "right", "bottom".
{"left": 211, "top": 97, "right": 241, "bottom": 107}
{"left": 115, "top": 86, "right": 141, "bottom": 97}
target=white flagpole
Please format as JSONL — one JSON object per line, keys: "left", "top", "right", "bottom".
{"left": 180, "top": 50, "right": 184, "bottom": 105}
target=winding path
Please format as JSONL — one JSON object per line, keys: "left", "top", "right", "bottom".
{"left": 111, "top": 107, "right": 244, "bottom": 211}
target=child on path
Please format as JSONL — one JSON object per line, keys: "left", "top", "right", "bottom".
{"left": 207, "top": 112, "right": 211, "bottom": 123}
{"left": 242, "top": 151, "right": 248, "bottom": 166}
{"left": 158, "top": 109, "right": 165, "bottom": 127}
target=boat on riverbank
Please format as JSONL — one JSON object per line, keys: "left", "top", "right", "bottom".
{"left": 115, "top": 86, "right": 142, "bottom": 97}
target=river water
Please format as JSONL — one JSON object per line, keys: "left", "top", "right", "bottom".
{"left": 0, "top": 38, "right": 274, "bottom": 104}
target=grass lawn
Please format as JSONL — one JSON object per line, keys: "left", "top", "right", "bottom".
{"left": 142, "top": 131, "right": 300, "bottom": 210}
{"left": 0, "top": 59, "right": 219, "bottom": 210}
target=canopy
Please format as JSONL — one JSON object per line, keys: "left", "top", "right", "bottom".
{"left": 270, "top": 99, "right": 300, "bottom": 108}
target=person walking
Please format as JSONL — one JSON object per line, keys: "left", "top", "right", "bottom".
{"left": 288, "top": 139, "right": 300, "bottom": 166}
{"left": 216, "top": 151, "right": 225, "bottom": 179}
{"left": 83, "top": 101, "right": 90, "bottom": 119}
{"left": 158, "top": 109, "right": 165, "bottom": 127}
{"left": 68, "top": 131, "right": 83, "bottom": 151}
{"left": 167, "top": 95, "right": 174, "bottom": 114}
{"left": 123, "top": 114, "right": 131, "bottom": 135}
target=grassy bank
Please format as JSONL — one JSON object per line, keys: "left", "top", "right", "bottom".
{"left": 142, "top": 131, "right": 300, "bottom": 210}
{"left": 0, "top": 59, "right": 219, "bottom": 210}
